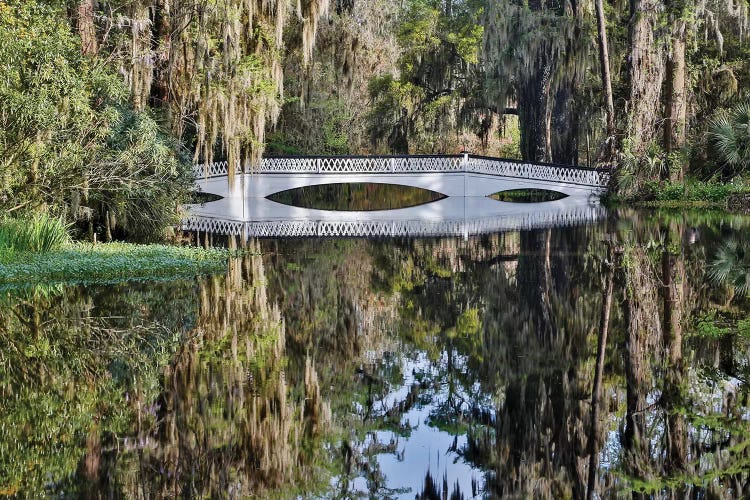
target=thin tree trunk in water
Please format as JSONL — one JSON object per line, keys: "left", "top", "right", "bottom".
{"left": 626, "top": 0, "right": 665, "bottom": 157}
{"left": 663, "top": 13, "right": 687, "bottom": 180}
{"left": 661, "top": 223, "right": 687, "bottom": 479}
{"left": 586, "top": 238, "right": 617, "bottom": 499}
{"left": 77, "top": 0, "right": 99, "bottom": 57}
{"left": 622, "top": 248, "right": 653, "bottom": 498}
{"left": 80, "top": 425, "right": 101, "bottom": 497}
{"left": 594, "top": 0, "right": 615, "bottom": 155}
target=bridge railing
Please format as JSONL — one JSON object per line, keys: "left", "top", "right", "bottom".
{"left": 182, "top": 204, "right": 606, "bottom": 238}
{"left": 193, "top": 154, "right": 609, "bottom": 187}
{"left": 259, "top": 155, "right": 464, "bottom": 173}
{"left": 468, "top": 156, "right": 608, "bottom": 187}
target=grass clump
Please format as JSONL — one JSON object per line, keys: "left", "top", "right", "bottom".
{"left": 0, "top": 213, "right": 70, "bottom": 255}
{"left": 625, "top": 178, "right": 750, "bottom": 208}
{"left": 0, "top": 242, "right": 232, "bottom": 286}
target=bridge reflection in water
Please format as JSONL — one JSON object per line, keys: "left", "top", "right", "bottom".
{"left": 183, "top": 198, "right": 606, "bottom": 238}
{"left": 184, "top": 154, "right": 608, "bottom": 238}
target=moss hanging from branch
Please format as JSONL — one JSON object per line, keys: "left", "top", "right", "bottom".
{"left": 104, "top": 0, "right": 329, "bottom": 185}
{"left": 483, "top": 0, "right": 593, "bottom": 163}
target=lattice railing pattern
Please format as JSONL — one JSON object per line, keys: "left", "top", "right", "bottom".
{"left": 469, "top": 157, "right": 608, "bottom": 186}
{"left": 194, "top": 160, "right": 234, "bottom": 178}
{"left": 193, "top": 155, "right": 609, "bottom": 187}
{"left": 181, "top": 217, "right": 245, "bottom": 236}
{"left": 182, "top": 206, "right": 605, "bottom": 239}
{"left": 260, "top": 156, "right": 464, "bottom": 173}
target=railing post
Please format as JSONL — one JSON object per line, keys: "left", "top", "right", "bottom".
{"left": 316, "top": 158, "right": 321, "bottom": 174}
{"left": 390, "top": 158, "right": 395, "bottom": 173}
{"left": 462, "top": 152, "right": 469, "bottom": 172}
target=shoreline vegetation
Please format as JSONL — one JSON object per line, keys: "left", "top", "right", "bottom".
{"left": 609, "top": 178, "right": 750, "bottom": 211}
{"left": 0, "top": 242, "right": 232, "bottom": 289}
{"left": 0, "top": 213, "right": 234, "bottom": 286}
{"left": 0, "top": 242, "right": 232, "bottom": 287}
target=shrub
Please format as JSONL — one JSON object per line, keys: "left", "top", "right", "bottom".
{"left": 708, "top": 101, "right": 750, "bottom": 178}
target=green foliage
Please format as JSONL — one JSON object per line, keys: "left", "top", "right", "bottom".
{"left": 641, "top": 179, "right": 743, "bottom": 204}
{"left": 0, "top": 0, "right": 191, "bottom": 241}
{"left": 694, "top": 312, "right": 730, "bottom": 339}
{"left": 454, "top": 307, "right": 482, "bottom": 337}
{"left": 320, "top": 103, "right": 352, "bottom": 155}
{"left": 0, "top": 281, "right": 190, "bottom": 496}
{"left": 366, "top": 0, "right": 486, "bottom": 152}
{"left": 266, "top": 131, "right": 305, "bottom": 156}
{"left": 496, "top": 115, "right": 522, "bottom": 159}
{"left": 92, "top": 106, "right": 192, "bottom": 241}
{"left": 0, "top": 242, "right": 231, "bottom": 287}
{"left": 737, "top": 319, "right": 750, "bottom": 339}
{"left": 0, "top": 213, "right": 70, "bottom": 255}
{"left": 267, "top": 98, "right": 351, "bottom": 156}
{"left": 617, "top": 139, "right": 669, "bottom": 197}
{"left": 708, "top": 102, "right": 750, "bottom": 178}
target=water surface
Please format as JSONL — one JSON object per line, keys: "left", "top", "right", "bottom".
{"left": 2, "top": 209, "right": 750, "bottom": 498}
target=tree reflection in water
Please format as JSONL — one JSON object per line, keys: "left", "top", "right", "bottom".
{"left": 0, "top": 246, "right": 330, "bottom": 497}
{"left": 113, "top": 246, "right": 331, "bottom": 497}
{"left": 1, "top": 211, "right": 750, "bottom": 498}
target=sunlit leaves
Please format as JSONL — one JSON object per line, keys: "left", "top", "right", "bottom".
{"left": 0, "top": 0, "right": 190, "bottom": 240}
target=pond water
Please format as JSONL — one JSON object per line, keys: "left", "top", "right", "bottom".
{"left": 2, "top": 209, "right": 750, "bottom": 498}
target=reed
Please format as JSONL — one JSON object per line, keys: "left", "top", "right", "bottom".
{"left": 0, "top": 213, "right": 71, "bottom": 254}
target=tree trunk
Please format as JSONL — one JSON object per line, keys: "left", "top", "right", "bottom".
{"left": 551, "top": 85, "right": 579, "bottom": 164}
{"left": 626, "top": 0, "right": 665, "bottom": 158}
{"left": 663, "top": 12, "right": 687, "bottom": 180}
{"left": 76, "top": 0, "right": 99, "bottom": 57}
{"left": 150, "top": 0, "right": 172, "bottom": 108}
{"left": 594, "top": 0, "right": 616, "bottom": 156}
{"left": 518, "top": 60, "right": 552, "bottom": 163}
{"left": 129, "top": 2, "right": 154, "bottom": 111}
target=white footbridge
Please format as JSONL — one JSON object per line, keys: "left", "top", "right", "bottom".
{"left": 184, "top": 154, "right": 609, "bottom": 238}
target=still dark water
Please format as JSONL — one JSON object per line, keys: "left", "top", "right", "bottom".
{"left": 2, "top": 209, "right": 750, "bottom": 498}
